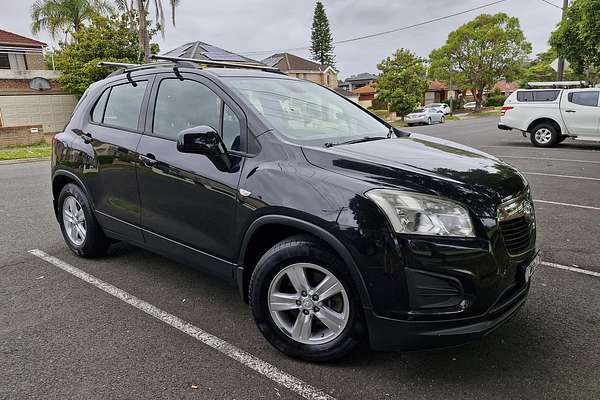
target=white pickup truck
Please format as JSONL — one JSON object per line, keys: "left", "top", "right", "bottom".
{"left": 498, "top": 87, "right": 600, "bottom": 147}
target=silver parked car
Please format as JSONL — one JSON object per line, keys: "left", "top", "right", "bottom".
{"left": 424, "top": 103, "right": 452, "bottom": 115}
{"left": 406, "top": 107, "right": 445, "bottom": 126}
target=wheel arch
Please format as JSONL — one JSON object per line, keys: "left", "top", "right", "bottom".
{"left": 52, "top": 170, "right": 92, "bottom": 219}
{"left": 236, "top": 215, "right": 373, "bottom": 310}
{"left": 527, "top": 117, "right": 562, "bottom": 135}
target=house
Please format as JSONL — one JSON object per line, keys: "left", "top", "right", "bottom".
{"left": 261, "top": 52, "right": 338, "bottom": 89}
{"left": 0, "top": 28, "right": 77, "bottom": 144}
{"left": 492, "top": 80, "right": 518, "bottom": 96}
{"left": 353, "top": 84, "right": 377, "bottom": 108}
{"left": 339, "top": 72, "right": 377, "bottom": 92}
{"left": 163, "top": 41, "right": 262, "bottom": 65}
{"left": 334, "top": 87, "right": 359, "bottom": 103}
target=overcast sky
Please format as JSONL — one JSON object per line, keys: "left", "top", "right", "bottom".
{"left": 1, "top": 0, "right": 563, "bottom": 79}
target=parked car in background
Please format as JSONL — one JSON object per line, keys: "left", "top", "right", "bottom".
{"left": 498, "top": 87, "right": 600, "bottom": 147}
{"left": 51, "top": 59, "right": 538, "bottom": 362}
{"left": 406, "top": 107, "right": 445, "bottom": 126}
{"left": 463, "top": 102, "right": 477, "bottom": 109}
{"left": 425, "top": 103, "right": 452, "bottom": 115}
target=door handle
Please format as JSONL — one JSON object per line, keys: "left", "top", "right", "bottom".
{"left": 139, "top": 153, "right": 158, "bottom": 166}
{"left": 565, "top": 109, "right": 576, "bottom": 113}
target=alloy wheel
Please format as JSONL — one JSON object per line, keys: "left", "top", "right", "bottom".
{"left": 62, "top": 196, "right": 86, "bottom": 246}
{"left": 534, "top": 128, "right": 552, "bottom": 144}
{"left": 268, "top": 263, "right": 349, "bottom": 345}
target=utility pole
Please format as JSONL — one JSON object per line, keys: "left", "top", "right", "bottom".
{"left": 556, "top": 0, "right": 569, "bottom": 81}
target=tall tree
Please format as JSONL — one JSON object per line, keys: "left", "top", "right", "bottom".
{"left": 429, "top": 13, "right": 531, "bottom": 110}
{"left": 31, "top": 0, "right": 113, "bottom": 41}
{"left": 550, "top": 0, "right": 600, "bottom": 84}
{"left": 118, "top": 0, "right": 180, "bottom": 62}
{"left": 310, "top": 1, "right": 335, "bottom": 67}
{"left": 376, "top": 49, "right": 428, "bottom": 119}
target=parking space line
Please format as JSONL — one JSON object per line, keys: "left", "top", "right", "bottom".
{"left": 534, "top": 199, "right": 600, "bottom": 211}
{"left": 495, "top": 155, "right": 600, "bottom": 164}
{"left": 28, "top": 249, "right": 335, "bottom": 400}
{"left": 481, "top": 145, "right": 600, "bottom": 153}
{"left": 541, "top": 261, "right": 600, "bottom": 278}
{"left": 524, "top": 172, "right": 600, "bottom": 182}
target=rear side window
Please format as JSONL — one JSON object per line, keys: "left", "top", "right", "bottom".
{"left": 568, "top": 91, "right": 599, "bottom": 107}
{"left": 517, "top": 90, "right": 560, "bottom": 102}
{"left": 91, "top": 89, "right": 109, "bottom": 123}
{"left": 101, "top": 81, "right": 148, "bottom": 130}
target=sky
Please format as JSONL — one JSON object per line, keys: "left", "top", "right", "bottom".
{"left": 0, "top": 0, "right": 564, "bottom": 79}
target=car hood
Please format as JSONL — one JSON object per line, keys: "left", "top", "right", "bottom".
{"left": 301, "top": 133, "right": 527, "bottom": 218}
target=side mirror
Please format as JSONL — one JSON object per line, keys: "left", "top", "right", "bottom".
{"left": 177, "top": 125, "right": 227, "bottom": 156}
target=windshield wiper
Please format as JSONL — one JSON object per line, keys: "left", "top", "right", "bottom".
{"left": 324, "top": 136, "right": 388, "bottom": 148}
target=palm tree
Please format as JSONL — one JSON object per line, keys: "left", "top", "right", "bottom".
{"left": 31, "top": 0, "right": 113, "bottom": 42}
{"left": 116, "top": 0, "right": 180, "bottom": 62}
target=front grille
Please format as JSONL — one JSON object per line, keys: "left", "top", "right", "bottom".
{"left": 499, "top": 216, "right": 532, "bottom": 255}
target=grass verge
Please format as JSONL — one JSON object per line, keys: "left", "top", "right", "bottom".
{"left": 0, "top": 142, "right": 52, "bottom": 161}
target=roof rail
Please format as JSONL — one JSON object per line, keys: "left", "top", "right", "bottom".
{"left": 527, "top": 81, "right": 589, "bottom": 88}
{"left": 151, "top": 54, "right": 283, "bottom": 73}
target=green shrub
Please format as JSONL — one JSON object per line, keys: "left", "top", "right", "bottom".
{"left": 484, "top": 95, "right": 507, "bottom": 107}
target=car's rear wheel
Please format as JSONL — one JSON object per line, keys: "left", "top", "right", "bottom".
{"left": 427, "top": 117, "right": 432, "bottom": 125}
{"left": 249, "top": 235, "right": 362, "bottom": 362}
{"left": 440, "top": 116, "right": 445, "bottom": 123}
{"left": 58, "top": 183, "right": 110, "bottom": 257}
{"left": 530, "top": 123, "right": 559, "bottom": 147}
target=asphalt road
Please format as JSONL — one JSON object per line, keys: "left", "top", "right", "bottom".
{"left": 2, "top": 117, "right": 599, "bottom": 399}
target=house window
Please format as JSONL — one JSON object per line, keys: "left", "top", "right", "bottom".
{"left": 0, "top": 53, "right": 10, "bottom": 69}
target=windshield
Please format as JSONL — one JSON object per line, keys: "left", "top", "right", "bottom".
{"left": 226, "top": 77, "right": 390, "bottom": 142}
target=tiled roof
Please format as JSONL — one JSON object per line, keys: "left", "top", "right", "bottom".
{"left": 493, "top": 80, "right": 518, "bottom": 92}
{"left": 352, "top": 84, "right": 376, "bottom": 94}
{"left": 262, "top": 52, "right": 331, "bottom": 72}
{"left": 428, "top": 80, "right": 447, "bottom": 90}
{"left": 163, "top": 41, "right": 261, "bottom": 64}
{"left": 0, "top": 29, "right": 46, "bottom": 47}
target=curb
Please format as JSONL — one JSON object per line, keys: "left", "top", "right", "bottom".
{"left": 0, "top": 157, "right": 50, "bottom": 166}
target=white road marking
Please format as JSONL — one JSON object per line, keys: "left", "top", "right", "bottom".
{"left": 523, "top": 172, "right": 600, "bottom": 182}
{"left": 28, "top": 249, "right": 335, "bottom": 400}
{"left": 541, "top": 261, "right": 600, "bottom": 278}
{"left": 534, "top": 199, "right": 600, "bottom": 211}
{"left": 481, "top": 145, "right": 600, "bottom": 153}
{"left": 495, "top": 155, "right": 600, "bottom": 164}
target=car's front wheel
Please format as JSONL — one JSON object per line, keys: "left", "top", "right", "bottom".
{"left": 530, "top": 123, "right": 559, "bottom": 147}
{"left": 440, "top": 116, "right": 446, "bottom": 123}
{"left": 249, "top": 235, "right": 362, "bottom": 362}
{"left": 58, "top": 183, "right": 110, "bottom": 257}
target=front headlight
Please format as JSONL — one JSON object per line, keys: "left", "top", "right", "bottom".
{"left": 365, "top": 189, "right": 475, "bottom": 237}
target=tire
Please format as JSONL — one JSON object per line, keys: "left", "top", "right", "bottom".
{"left": 427, "top": 117, "right": 432, "bottom": 125}
{"left": 407, "top": 123, "right": 413, "bottom": 127}
{"left": 530, "top": 123, "right": 559, "bottom": 147}
{"left": 558, "top": 135, "right": 568, "bottom": 143}
{"left": 440, "top": 116, "right": 445, "bottom": 124}
{"left": 249, "top": 235, "right": 363, "bottom": 362}
{"left": 58, "top": 183, "right": 110, "bottom": 257}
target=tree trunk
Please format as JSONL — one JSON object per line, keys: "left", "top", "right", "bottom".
{"left": 137, "top": 0, "right": 151, "bottom": 63}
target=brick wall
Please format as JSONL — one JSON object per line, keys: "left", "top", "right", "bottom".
{"left": 25, "top": 53, "right": 47, "bottom": 70}
{"left": 0, "top": 94, "right": 77, "bottom": 133}
{"left": 0, "top": 125, "right": 43, "bottom": 147}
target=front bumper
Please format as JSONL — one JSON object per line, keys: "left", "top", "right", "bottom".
{"left": 365, "top": 249, "right": 540, "bottom": 351}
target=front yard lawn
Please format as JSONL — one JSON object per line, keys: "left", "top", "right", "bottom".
{"left": 0, "top": 142, "right": 52, "bottom": 161}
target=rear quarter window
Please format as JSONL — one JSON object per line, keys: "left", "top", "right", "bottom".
{"left": 516, "top": 90, "right": 560, "bottom": 102}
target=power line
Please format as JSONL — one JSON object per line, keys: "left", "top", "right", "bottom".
{"left": 239, "top": 0, "right": 509, "bottom": 55}
{"left": 539, "top": 0, "right": 564, "bottom": 10}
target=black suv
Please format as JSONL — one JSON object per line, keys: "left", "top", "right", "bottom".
{"left": 51, "top": 61, "right": 539, "bottom": 362}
